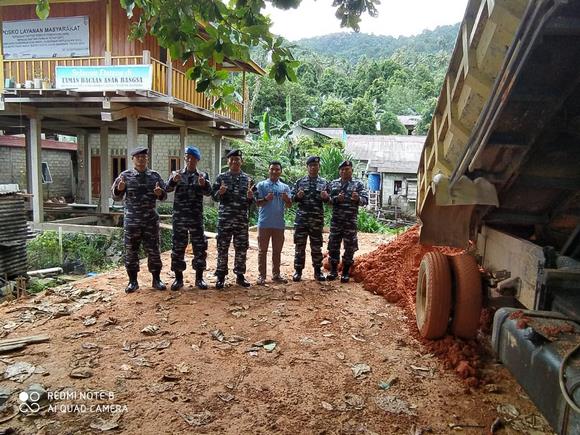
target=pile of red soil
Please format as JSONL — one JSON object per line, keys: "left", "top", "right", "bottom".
{"left": 352, "top": 225, "right": 486, "bottom": 387}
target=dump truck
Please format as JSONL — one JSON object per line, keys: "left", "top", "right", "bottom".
{"left": 414, "top": 0, "right": 580, "bottom": 432}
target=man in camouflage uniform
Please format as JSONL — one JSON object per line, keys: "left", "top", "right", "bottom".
{"left": 165, "top": 146, "right": 211, "bottom": 291}
{"left": 326, "top": 160, "right": 368, "bottom": 283}
{"left": 111, "top": 147, "right": 168, "bottom": 293}
{"left": 211, "top": 149, "right": 254, "bottom": 289}
{"left": 292, "top": 156, "right": 329, "bottom": 282}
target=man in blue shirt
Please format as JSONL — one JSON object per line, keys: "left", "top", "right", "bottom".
{"left": 255, "top": 161, "right": 292, "bottom": 285}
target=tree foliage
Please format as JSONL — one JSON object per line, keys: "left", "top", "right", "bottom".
{"left": 346, "top": 97, "right": 376, "bottom": 134}
{"left": 297, "top": 24, "right": 459, "bottom": 62}
{"left": 250, "top": 30, "right": 458, "bottom": 135}
{"left": 37, "top": 0, "right": 379, "bottom": 109}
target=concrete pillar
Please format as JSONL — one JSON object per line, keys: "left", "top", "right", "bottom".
{"left": 25, "top": 124, "right": 32, "bottom": 194}
{"left": 213, "top": 136, "right": 222, "bottom": 179}
{"left": 126, "top": 114, "right": 138, "bottom": 163}
{"left": 29, "top": 116, "right": 44, "bottom": 223}
{"left": 147, "top": 133, "right": 154, "bottom": 157}
{"left": 179, "top": 127, "right": 187, "bottom": 149}
{"left": 99, "top": 126, "right": 110, "bottom": 214}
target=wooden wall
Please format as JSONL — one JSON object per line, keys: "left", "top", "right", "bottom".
{"left": 2, "top": 0, "right": 160, "bottom": 59}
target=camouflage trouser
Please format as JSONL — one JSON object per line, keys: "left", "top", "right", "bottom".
{"left": 328, "top": 226, "right": 358, "bottom": 267}
{"left": 293, "top": 223, "right": 324, "bottom": 269}
{"left": 216, "top": 221, "right": 249, "bottom": 275}
{"left": 124, "top": 221, "right": 162, "bottom": 273}
{"left": 171, "top": 220, "right": 207, "bottom": 272}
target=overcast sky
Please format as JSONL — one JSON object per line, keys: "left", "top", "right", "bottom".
{"left": 265, "top": 0, "right": 469, "bottom": 41}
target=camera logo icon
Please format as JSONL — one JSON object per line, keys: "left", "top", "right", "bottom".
{"left": 18, "top": 391, "right": 41, "bottom": 414}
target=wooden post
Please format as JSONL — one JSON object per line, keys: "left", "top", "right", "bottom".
{"left": 143, "top": 50, "right": 151, "bottom": 64}
{"left": 0, "top": 11, "right": 4, "bottom": 92}
{"left": 126, "top": 114, "right": 138, "bottom": 164}
{"left": 77, "top": 133, "right": 91, "bottom": 204}
{"left": 242, "top": 71, "right": 246, "bottom": 125}
{"left": 167, "top": 52, "right": 173, "bottom": 96}
{"left": 105, "top": 0, "right": 112, "bottom": 53}
{"left": 29, "top": 116, "right": 44, "bottom": 223}
{"left": 99, "top": 126, "right": 110, "bottom": 214}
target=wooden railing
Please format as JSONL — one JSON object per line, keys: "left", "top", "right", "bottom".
{"left": 1, "top": 53, "right": 244, "bottom": 124}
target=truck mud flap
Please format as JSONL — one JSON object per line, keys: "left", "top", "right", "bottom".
{"left": 418, "top": 191, "right": 475, "bottom": 248}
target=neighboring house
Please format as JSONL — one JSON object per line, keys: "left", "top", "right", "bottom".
{"left": 345, "top": 135, "right": 426, "bottom": 215}
{"left": 397, "top": 115, "right": 422, "bottom": 135}
{"left": 0, "top": 0, "right": 264, "bottom": 223}
{"left": 292, "top": 125, "right": 347, "bottom": 143}
{"left": 0, "top": 135, "right": 77, "bottom": 199}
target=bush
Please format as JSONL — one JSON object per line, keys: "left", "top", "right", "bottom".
{"left": 27, "top": 231, "right": 60, "bottom": 270}
{"left": 157, "top": 203, "right": 173, "bottom": 215}
{"left": 203, "top": 206, "right": 219, "bottom": 232}
{"left": 63, "top": 233, "right": 115, "bottom": 271}
{"left": 357, "top": 209, "right": 391, "bottom": 233}
{"left": 27, "top": 231, "right": 120, "bottom": 272}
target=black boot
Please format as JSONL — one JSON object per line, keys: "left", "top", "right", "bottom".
{"left": 195, "top": 269, "right": 208, "bottom": 290}
{"left": 236, "top": 274, "right": 251, "bottom": 288}
{"left": 341, "top": 264, "right": 351, "bottom": 283}
{"left": 216, "top": 273, "right": 226, "bottom": 289}
{"left": 292, "top": 269, "right": 302, "bottom": 282}
{"left": 152, "top": 272, "right": 166, "bottom": 290}
{"left": 125, "top": 270, "right": 139, "bottom": 293}
{"left": 171, "top": 271, "right": 183, "bottom": 291}
{"left": 327, "top": 262, "right": 339, "bottom": 281}
{"left": 314, "top": 266, "right": 326, "bottom": 281}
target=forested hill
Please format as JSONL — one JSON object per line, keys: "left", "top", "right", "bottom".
{"left": 295, "top": 24, "right": 459, "bottom": 62}
{"left": 246, "top": 23, "right": 461, "bottom": 136}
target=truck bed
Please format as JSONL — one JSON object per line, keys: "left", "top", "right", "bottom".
{"left": 417, "top": 0, "right": 580, "bottom": 254}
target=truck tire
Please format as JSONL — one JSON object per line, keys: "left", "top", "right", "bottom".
{"left": 450, "top": 254, "right": 482, "bottom": 339}
{"left": 416, "top": 252, "right": 452, "bottom": 339}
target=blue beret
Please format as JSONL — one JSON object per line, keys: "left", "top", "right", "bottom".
{"left": 306, "top": 156, "right": 320, "bottom": 165}
{"left": 185, "top": 146, "right": 201, "bottom": 160}
{"left": 130, "top": 146, "right": 148, "bottom": 157}
{"left": 226, "top": 149, "right": 242, "bottom": 158}
{"left": 338, "top": 160, "right": 353, "bottom": 169}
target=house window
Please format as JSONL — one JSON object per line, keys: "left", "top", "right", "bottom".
{"left": 41, "top": 162, "right": 53, "bottom": 184}
{"left": 394, "top": 180, "right": 402, "bottom": 195}
{"left": 112, "top": 156, "right": 126, "bottom": 182}
{"left": 169, "top": 156, "right": 181, "bottom": 173}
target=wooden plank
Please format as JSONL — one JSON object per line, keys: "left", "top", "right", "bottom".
{"left": 0, "top": 334, "right": 50, "bottom": 346}
{"left": 0, "top": 334, "right": 50, "bottom": 354}
{"left": 136, "top": 106, "right": 177, "bottom": 125}
{"left": 101, "top": 107, "right": 134, "bottom": 122}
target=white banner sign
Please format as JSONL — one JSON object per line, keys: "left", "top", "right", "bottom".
{"left": 55, "top": 65, "right": 153, "bottom": 92}
{"left": 3, "top": 16, "right": 90, "bottom": 59}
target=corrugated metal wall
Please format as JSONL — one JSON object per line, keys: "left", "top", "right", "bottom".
{"left": 0, "top": 194, "right": 30, "bottom": 278}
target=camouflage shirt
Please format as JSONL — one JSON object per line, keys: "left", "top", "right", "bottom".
{"left": 165, "top": 168, "right": 211, "bottom": 221}
{"left": 111, "top": 168, "right": 167, "bottom": 226}
{"left": 327, "top": 178, "right": 368, "bottom": 228}
{"left": 292, "top": 176, "right": 328, "bottom": 226}
{"left": 211, "top": 171, "right": 254, "bottom": 222}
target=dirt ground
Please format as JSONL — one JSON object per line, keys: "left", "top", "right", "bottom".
{"left": 0, "top": 231, "right": 553, "bottom": 434}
